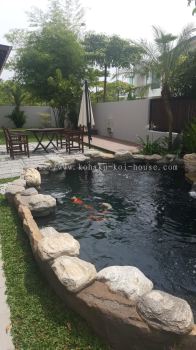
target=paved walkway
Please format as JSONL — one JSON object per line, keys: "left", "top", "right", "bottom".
{"left": 84, "top": 135, "right": 139, "bottom": 153}
{"left": 0, "top": 138, "right": 140, "bottom": 179}
{"left": 0, "top": 143, "right": 72, "bottom": 179}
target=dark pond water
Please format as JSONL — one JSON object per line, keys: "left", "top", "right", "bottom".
{"left": 37, "top": 167, "right": 196, "bottom": 312}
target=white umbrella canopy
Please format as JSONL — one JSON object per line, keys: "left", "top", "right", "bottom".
{"left": 78, "top": 85, "right": 95, "bottom": 127}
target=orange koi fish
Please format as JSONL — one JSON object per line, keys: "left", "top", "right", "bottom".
{"left": 71, "top": 196, "right": 84, "bottom": 205}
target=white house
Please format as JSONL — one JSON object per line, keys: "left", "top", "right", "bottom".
{"left": 120, "top": 35, "right": 196, "bottom": 99}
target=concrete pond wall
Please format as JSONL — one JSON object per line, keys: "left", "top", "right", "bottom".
{"left": 3, "top": 152, "right": 196, "bottom": 350}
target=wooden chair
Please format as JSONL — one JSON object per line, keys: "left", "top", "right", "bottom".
{"left": 2, "top": 127, "right": 10, "bottom": 154}
{"left": 59, "top": 127, "right": 84, "bottom": 153}
{"left": 56, "top": 128, "right": 71, "bottom": 149}
{"left": 67, "top": 130, "right": 84, "bottom": 153}
{"left": 4, "top": 128, "right": 30, "bottom": 159}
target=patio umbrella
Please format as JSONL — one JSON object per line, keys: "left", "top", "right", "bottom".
{"left": 78, "top": 80, "right": 95, "bottom": 148}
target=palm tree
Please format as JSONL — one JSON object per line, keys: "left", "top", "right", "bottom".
{"left": 188, "top": 0, "right": 196, "bottom": 15}
{"left": 136, "top": 25, "right": 195, "bottom": 150}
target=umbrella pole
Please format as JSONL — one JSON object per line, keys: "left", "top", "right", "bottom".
{"left": 85, "top": 80, "right": 91, "bottom": 148}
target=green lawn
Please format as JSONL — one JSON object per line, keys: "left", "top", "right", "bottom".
{"left": 0, "top": 194, "right": 108, "bottom": 350}
{"left": 0, "top": 177, "right": 19, "bottom": 184}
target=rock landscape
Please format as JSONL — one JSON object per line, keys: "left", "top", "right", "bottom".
{"left": 137, "top": 290, "right": 194, "bottom": 334}
{"left": 37, "top": 233, "right": 80, "bottom": 261}
{"left": 97, "top": 266, "right": 153, "bottom": 301}
{"left": 52, "top": 256, "right": 97, "bottom": 292}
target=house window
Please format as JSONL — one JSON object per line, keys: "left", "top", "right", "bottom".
{"left": 151, "top": 72, "right": 160, "bottom": 90}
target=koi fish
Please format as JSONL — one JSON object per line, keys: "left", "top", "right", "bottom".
{"left": 100, "top": 202, "right": 112, "bottom": 210}
{"left": 71, "top": 196, "right": 84, "bottom": 205}
{"left": 88, "top": 215, "right": 106, "bottom": 222}
{"left": 84, "top": 204, "right": 94, "bottom": 210}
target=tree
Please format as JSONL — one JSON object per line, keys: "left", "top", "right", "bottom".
{"left": 13, "top": 22, "right": 84, "bottom": 100}
{"left": 91, "top": 80, "right": 133, "bottom": 103}
{"left": 0, "top": 80, "right": 42, "bottom": 106}
{"left": 136, "top": 25, "right": 195, "bottom": 150}
{"left": 170, "top": 51, "right": 196, "bottom": 98}
{"left": 5, "top": 2, "right": 85, "bottom": 126}
{"left": 48, "top": 69, "right": 81, "bottom": 127}
{"left": 27, "top": 0, "right": 85, "bottom": 35}
{"left": 3, "top": 81, "right": 27, "bottom": 127}
{"left": 83, "top": 33, "right": 141, "bottom": 102}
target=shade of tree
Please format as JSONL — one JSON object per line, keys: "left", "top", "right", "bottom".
{"left": 136, "top": 25, "right": 195, "bottom": 150}
{"left": 83, "top": 33, "right": 142, "bottom": 102}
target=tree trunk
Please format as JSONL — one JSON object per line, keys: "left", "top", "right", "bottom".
{"left": 161, "top": 86, "right": 173, "bottom": 151}
{"left": 103, "top": 64, "right": 107, "bottom": 102}
{"left": 163, "top": 97, "right": 173, "bottom": 151}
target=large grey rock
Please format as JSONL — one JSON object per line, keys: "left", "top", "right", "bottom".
{"left": 144, "top": 154, "right": 162, "bottom": 161}
{"left": 133, "top": 154, "right": 146, "bottom": 161}
{"left": 28, "top": 194, "right": 56, "bottom": 217}
{"left": 52, "top": 256, "right": 97, "bottom": 292}
{"left": 184, "top": 153, "right": 196, "bottom": 173}
{"left": 37, "top": 233, "right": 80, "bottom": 261}
{"left": 114, "top": 151, "right": 133, "bottom": 162}
{"left": 40, "top": 226, "right": 59, "bottom": 237}
{"left": 133, "top": 154, "right": 162, "bottom": 162}
{"left": 74, "top": 155, "right": 90, "bottom": 163}
{"left": 21, "top": 187, "right": 38, "bottom": 196}
{"left": 5, "top": 185, "right": 25, "bottom": 200}
{"left": 137, "top": 290, "right": 194, "bottom": 335}
{"left": 97, "top": 266, "right": 153, "bottom": 301}
{"left": 24, "top": 168, "right": 41, "bottom": 188}
{"left": 98, "top": 152, "right": 114, "bottom": 160}
{"left": 84, "top": 149, "right": 102, "bottom": 157}
{"left": 165, "top": 154, "right": 176, "bottom": 161}
{"left": 12, "top": 179, "right": 26, "bottom": 187}
{"left": 189, "top": 182, "right": 196, "bottom": 199}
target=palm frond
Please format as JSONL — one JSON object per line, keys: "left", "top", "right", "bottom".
{"left": 136, "top": 39, "right": 159, "bottom": 65}
{"left": 176, "top": 23, "right": 196, "bottom": 54}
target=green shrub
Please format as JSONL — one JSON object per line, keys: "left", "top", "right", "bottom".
{"left": 138, "top": 135, "right": 164, "bottom": 155}
{"left": 183, "top": 118, "right": 196, "bottom": 153}
{"left": 6, "top": 106, "right": 26, "bottom": 128}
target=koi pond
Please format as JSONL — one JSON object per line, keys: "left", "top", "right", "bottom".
{"left": 38, "top": 167, "right": 196, "bottom": 312}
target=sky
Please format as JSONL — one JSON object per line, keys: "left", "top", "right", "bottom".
{"left": 0, "top": 0, "right": 195, "bottom": 79}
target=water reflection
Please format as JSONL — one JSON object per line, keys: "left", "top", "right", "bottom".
{"left": 38, "top": 168, "right": 196, "bottom": 313}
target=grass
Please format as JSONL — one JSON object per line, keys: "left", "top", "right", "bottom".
{"left": 0, "top": 195, "right": 108, "bottom": 350}
{"left": 0, "top": 177, "right": 19, "bottom": 184}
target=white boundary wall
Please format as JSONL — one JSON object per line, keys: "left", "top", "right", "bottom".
{"left": 93, "top": 100, "right": 174, "bottom": 143}
{"left": 0, "top": 106, "right": 56, "bottom": 128}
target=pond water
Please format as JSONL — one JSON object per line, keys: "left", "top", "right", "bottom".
{"left": 37, "top": 167, "right": 196, "bottom": 312}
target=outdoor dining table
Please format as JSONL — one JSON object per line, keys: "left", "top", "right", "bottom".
{"left": 26, "top": 128, "right": 64, "bottom": 152}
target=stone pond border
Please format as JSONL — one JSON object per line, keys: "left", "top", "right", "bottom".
{"left": 3, "top": 151, "right": 196, "bottom": 350}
